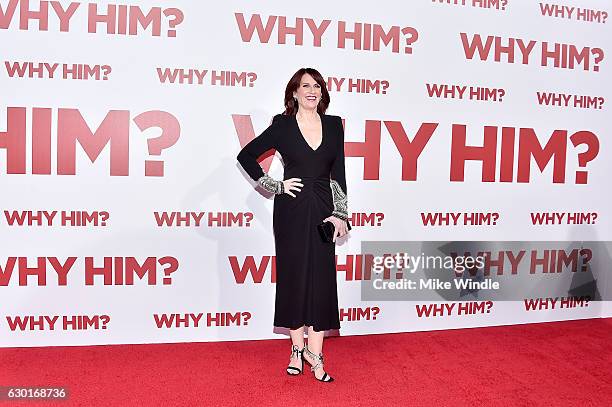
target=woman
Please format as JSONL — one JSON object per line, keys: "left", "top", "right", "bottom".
{"left": 236, "top": 68, "right": 349, "bottom": 382}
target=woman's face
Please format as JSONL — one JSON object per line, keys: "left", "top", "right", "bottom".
{"left": 293, "top": 73, "right": 322, "bottom": 111}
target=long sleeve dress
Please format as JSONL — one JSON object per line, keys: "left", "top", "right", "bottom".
{"left": 236, "top": 113, "right": 348, "bottom": 331}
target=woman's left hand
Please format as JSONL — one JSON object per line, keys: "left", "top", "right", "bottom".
{"left": 324, "top": 216, "right": 349, "bottom": 242}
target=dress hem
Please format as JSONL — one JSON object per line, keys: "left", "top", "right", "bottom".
{"left": 274, "top": 321, "right": 341, "bottom": 332}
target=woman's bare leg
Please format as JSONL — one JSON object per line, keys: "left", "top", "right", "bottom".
{"left": 287, "top": 326, "right": 305, "bottom": 372}
{"left": 304, "top": 326, "right": 329, "bottom": 380}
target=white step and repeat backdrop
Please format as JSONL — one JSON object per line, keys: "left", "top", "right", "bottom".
{"left": 1, "top": 0, "right": 611, "bottom": 347}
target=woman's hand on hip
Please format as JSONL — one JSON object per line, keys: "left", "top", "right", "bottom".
{"left": 282, "top": 178, "right": 303, "bottom": 198}
{"left": 324, "top": 215, "right": 348, "bottom": 242}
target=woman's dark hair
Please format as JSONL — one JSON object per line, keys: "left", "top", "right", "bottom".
{"left": 282, "top": 68, "right": 330, "bottom": 115}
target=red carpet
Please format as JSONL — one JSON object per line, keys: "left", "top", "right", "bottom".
{"left": 1, "top": 318, "right": 611, "bottom": 406}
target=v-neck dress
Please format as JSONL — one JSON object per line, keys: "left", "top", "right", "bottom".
{"left": 237, "top": 113, "right": 347, "bottom": 331}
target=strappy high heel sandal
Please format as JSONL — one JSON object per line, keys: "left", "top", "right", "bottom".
{"left": 302, "top": 345, "right": 334, "bottom": 382}
{"left": 286, "top": 344, "right": 304, "bottom": 375}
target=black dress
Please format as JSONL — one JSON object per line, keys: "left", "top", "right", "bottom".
{"left": 237, "top": 113, "right": 347, "bottom": 331}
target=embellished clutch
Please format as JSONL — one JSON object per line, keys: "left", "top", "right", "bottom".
{"left": 317, "top": 220, "right": 352, "bottom": 243}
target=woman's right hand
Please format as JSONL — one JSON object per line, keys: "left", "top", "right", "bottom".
{"left": 282, "top": 178, "right": 303, "bottom": 198}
